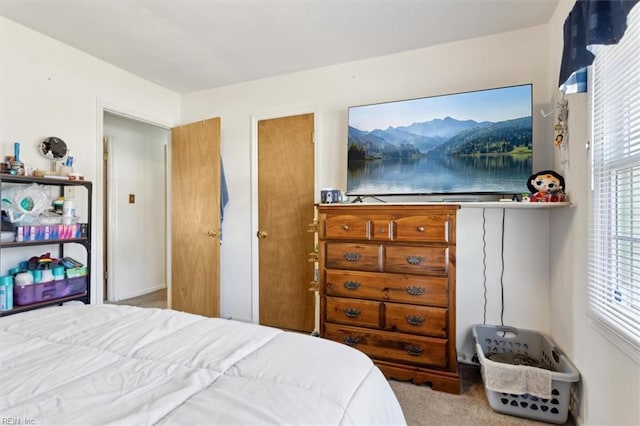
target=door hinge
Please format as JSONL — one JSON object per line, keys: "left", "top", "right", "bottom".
{"left": 312, "top": 132, "right": 315, "bottom": 144}
{"left": 103, "top": 137, "right": 109, "bottom": 159}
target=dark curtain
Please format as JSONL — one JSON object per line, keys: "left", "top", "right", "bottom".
{"left": 559, "top": 0, "right": 638, "bottom": 93}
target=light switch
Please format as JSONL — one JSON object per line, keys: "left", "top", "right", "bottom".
{"left": 129, "top": 194, "right": 135, "bottom": 204}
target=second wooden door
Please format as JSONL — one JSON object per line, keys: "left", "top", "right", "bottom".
{"left": 258, "top": 113, "right": 315, "bottom": 332}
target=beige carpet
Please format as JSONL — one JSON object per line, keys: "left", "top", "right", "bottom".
{"left": 390, "top": 365, "right": 573, "bottom": 426}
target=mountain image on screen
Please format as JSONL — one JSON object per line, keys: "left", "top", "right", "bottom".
{"left": 346, "top": 84, "right": 533, "bottom": 196}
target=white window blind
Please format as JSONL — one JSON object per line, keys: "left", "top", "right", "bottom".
{"left": 588, "top": 5, "right": 640, "bottom": 360}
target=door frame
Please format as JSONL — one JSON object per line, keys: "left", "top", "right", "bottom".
{"left": 250, "top": 106, "right": 320, "bottom": 324}
{"left": 95, "top": 101, "right": 173, "bottom": 307}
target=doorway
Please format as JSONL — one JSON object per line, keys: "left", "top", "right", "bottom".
{"left": 103, "top": 112, "right": 169, "bottom": 306}
{"left": 257, "top": 113, "right": 315, "bottom": 332}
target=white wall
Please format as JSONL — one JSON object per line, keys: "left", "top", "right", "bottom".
{"left": 104, "top": 112, "right": 168, "bottom": 301}
{"left": 181, "top": 25, "right": 555, "bottom": 354}
{"left": 0, "top": 17, "right": 180, "bottom": 302}
{"left": 546, "top": 2, "right": 640, "bottom": 425}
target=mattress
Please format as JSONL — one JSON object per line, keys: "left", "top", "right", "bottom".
{"left": 0, "top": 304, "right": 406, "bottom": 425}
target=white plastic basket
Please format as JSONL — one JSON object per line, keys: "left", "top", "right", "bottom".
{"left": 472, "top": 324, "right": 580, "bottom": 424}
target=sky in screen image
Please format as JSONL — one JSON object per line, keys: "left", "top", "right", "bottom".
{"left": 349, "top": 84, "right": 532, "bottom": 132}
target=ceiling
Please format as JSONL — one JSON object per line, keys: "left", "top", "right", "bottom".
{"left": 0, "top": 0, "right": 560, "bottom": 94}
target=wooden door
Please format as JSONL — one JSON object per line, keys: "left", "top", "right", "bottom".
{"left": 258, "top": 113, "right": 315, "bottom": 332}
{"left": 171, "top": 118, "right": 221, "bottom": 317}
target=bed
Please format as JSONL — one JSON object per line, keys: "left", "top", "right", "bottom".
{"left": 0, "top": 304, "right": 406, "bottom": 425}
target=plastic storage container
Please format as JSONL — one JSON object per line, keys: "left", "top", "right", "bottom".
{"left": 66, "top": 267, "right": 87, "bottom": 278}
{"left": 14, "top": 283, "right": 35, "bottom": 305}
{"left": 0, "top": 275, "right": 14, "bottom": 310}
{"left": 33, "top": 280, "right": 57, "bottom": 301}
{"left": 473, "top": 324, "right": 580, "bottom": 424}
{"left": 56, "top": 276, "right": 87, "bottom": 298}
{"left": 13, "top": 276, "right": 87, "bottom": 305}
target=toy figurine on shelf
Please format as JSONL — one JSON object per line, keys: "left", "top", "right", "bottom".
{"left": 527, "top": 170, "right": 566, "bottom": 202}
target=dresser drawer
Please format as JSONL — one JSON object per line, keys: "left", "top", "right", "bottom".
{"left": 326, "top": 243, "right": 380, "bottom": 272}
{"left": 324, "top": 323, "right": 448, "bottom": 369}
{"left": 385, "top": 303, "right": 447, "bottom": 337}
{"left": 325, "top": 270, "right": 448, "bottom": 306}
{"left": 384, "top": 245, "right": 448, "bottom": 275}
{"left": 324, "top": 215, "right": 371, "bottom": 240}
{"left": 393, "top": 215, "right": 452, "bottom": 243}
{"left": 326, "top": 296, "right": 382, "bottom": 328}
{"left": 370, "top": 219, "right": 393, "bottom": 241}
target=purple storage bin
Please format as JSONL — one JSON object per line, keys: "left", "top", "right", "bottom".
{"left": 56, "top": 276, "right": 87, "bottom": 298}
{"left": 54, "top": 279, "right": 66, "bottom": 296}
{"left": 14, "top": 284, "right": 35, "bottom": 305}
{"left": 13, "top": 277, "right": 87, "bottom": 306}
{"left": 34, "top": 281, "right": 57, "bottom": 302}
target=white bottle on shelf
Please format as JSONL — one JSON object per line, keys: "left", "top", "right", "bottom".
{"left": 62, "top": 200, "right": 75, "bottom": 217}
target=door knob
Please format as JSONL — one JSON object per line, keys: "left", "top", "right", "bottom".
{"left": 207, "top": 230, "right": 219, "bottom": 238}
{"left": 257, "top": 230, "right": 268, "bottom": 239}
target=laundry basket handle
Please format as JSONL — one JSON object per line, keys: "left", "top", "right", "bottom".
{"left": 493, "top": 325, "right": 519, "bottom": 338}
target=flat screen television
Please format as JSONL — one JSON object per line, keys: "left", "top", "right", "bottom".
{"left": 347, "top": 83, "right": 533, "bottom": 199}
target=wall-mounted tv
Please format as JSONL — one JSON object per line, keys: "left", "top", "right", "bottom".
{"left": 347, "top": 83, "right": 533, "bottom": 198}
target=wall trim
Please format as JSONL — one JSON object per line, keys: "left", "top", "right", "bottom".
{"left": 95, "top": 99, "right": 173, "bottom": 307}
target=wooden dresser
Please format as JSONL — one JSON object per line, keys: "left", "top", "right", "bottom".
{"left": 317, "top": 204, "right": 460, "bottom": 393}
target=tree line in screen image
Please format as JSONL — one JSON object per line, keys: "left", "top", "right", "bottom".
{"left": 348, "top": 115, "right": 532, "bottom": 163}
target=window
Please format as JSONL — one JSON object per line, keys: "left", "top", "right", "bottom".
{"left": 588, "top": 5, "right": 640, "bottom": 361}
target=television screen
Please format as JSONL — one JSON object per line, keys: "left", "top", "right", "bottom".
{"left": 347, "top": 84, "right": 533, "bottom": 198}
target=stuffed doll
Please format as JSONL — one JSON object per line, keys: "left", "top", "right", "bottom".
{"left": 527, "top": 170, "right": 565, "bottom": 202}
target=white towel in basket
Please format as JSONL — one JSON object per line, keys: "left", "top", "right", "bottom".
{"left": 482, "top": 355, "right": 553, "bottom": 399}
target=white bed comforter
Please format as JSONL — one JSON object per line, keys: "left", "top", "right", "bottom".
{"left": 0, "top": 304, "right": 406, "bottom": 426}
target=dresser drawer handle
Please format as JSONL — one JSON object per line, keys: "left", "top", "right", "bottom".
{"left": 342, "top": 224, "right": 350, "bottom": 230}
{"left": 417, "top": 226, "right": 425, "bottom": 232}
{"left": 405, "top": 255, "right": 425, "bottom": 265}
{"left": 405, "top": 315, "right": 425, "bottom": 326}
{"left": 343, "top": 252, "right": 361, "bottom": 261}
{"left": 343, "top": 281, "right": 361, "bottom": 290}
{"left": 405, "top": 345, "right": 424, "bottom": 356}
{"left": 344, "top": 336, "right": 361, "bottom": 346}
{"left": 406, "top": 286, "right": 425, "bottom": 296}
{"left": 344, "top": 308, "right": 361, "bottom": 318}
